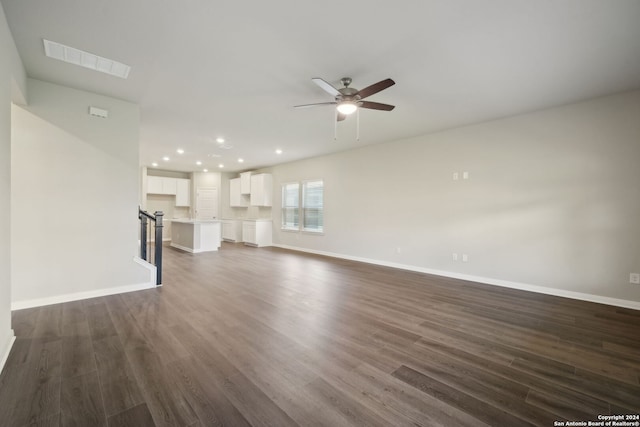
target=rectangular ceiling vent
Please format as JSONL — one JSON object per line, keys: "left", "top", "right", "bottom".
{"left": 43, "top": 39, "right": 131, "bottom": 79}
{"left": 89, "top": 106, "right": 109, "bottom": 118}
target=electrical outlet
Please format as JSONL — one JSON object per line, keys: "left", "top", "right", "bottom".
{"left": 462, "top": 254, "right": 468, "bottom": 262}
{"left": 463, "top": 171, "right": 469, "bottom": 180}
{"left": 630, "top": 273, "right": 640, "bottom": 284}
{"left": 452, "top": 253, "right": 458, "bottom": 261}
{"left": 453, "top": 172, "right": 459, "bottom": 181}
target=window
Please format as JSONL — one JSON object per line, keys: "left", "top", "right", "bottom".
{"left": 302, "top": 180, "right": 323, "bottom": 232}
{"left": 281, "top": 180, "right": 324, "bottom": 233}
{"left": 281, "top": 182, "right": 299, "bottom": 230}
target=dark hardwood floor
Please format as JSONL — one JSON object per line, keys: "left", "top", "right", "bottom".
{"left": 1, "top": 242, "right": 639, "bottom": 426}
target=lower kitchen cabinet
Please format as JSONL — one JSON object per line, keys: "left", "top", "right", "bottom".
{"left": 242, "top": 220, "right": 272, "bottom": 247}
{"left": 221, "top": 219, "right": 243, "bottom": 242}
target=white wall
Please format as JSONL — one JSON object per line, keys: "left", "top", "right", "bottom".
{"left": 220, "top": 172, "right": 233, "bottom": 219}
{"left": 11, "top": 79, "right": 152, "bottom": 307}
{"left": 0, "top": 1, "right": 26, "bottom": 373}
{"left": 270, "top": 90, "right": 640, "bottom": 306}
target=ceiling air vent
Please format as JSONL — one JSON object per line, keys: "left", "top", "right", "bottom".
{"left": 43, "top": 39, "right": 131, "bottom": 79}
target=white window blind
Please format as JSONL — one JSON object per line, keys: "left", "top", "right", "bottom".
{"left": 281, "top": 182, "right": 299, "bottom": 230}
{"left": 302, "top": 180, "right": 323, "bottom": 233}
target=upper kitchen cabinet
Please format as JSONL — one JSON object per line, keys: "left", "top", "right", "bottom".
{"left": 147, "top": 176, "right": 177, "bottom": 195}
{"left": 147, "top": 176, "right": 191, "bottom": 207}
{"left": 147, "top": 176, "right": 163, "bottom": 194}
{"left": 230, "top": 178, "right": 249, "bottom": 207}
{"left": 250, "top": 173, "right": 272, "bottom": 207}
{"left": 240, "top": 171, "right": 252, "bottom": 195}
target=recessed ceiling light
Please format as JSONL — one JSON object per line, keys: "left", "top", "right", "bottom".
{"left": 216, "top": 137, "right": 225, "bottom": 144}
{"left": 176, "top": 148, "right": 184, "bottom": 154}
{"left": 196, "top": 161, "right": 202, "bottom": 166}
{"left": 275, "top": 149, "right": 283, "bottom": 155}
{"left": 238, "top": 158, "right": 244, "bottom": 163}
{"left": 162, "top": 156, "right": 170, "bottom": 161}
{"left": 218, "top": 164, "right": 224, "bottom": 168}
{"left": 151, "top": 162, "right": 158, "bottom": 167}
{"left": 43, "top": 39, "right": 131, "bottom": 79}
{"left": 203, "top": 169, "right": 208, "bottom": 172}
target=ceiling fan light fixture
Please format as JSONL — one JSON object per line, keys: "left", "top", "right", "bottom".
{"left": 336, "top": 101, "right": 358, "bottom": 115}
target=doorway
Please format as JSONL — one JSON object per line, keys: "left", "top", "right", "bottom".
{"left": 195, "top": 187, "right": 219, "bottom": 220}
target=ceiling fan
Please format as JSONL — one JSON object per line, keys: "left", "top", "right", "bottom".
{"left": 295, "top": 77, "right": 395, "bottom": 121}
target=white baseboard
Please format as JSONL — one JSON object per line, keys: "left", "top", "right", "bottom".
{"left": 11, "top": 282, "right": 156, "bottom": 311}
{"left": 0, "top": 331, "right": 16, "bottom": 375}
{"left": 11, "top": 281, "right": 157, "bottom": 311}
{"left": 170, "top": 242, "right": 219, "bottom": 253}
{"left": 273, "top": 244, "right": 640, "bottom": 311}
{"left": 12, "top": 257, "right": 158, "bottom": 311}
{"left": 170, "top": 242, "right": 196, "bottom": 253}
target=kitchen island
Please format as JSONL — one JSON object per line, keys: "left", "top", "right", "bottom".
{"left": 170, "top": 219, "right": 221, "bottom": 253}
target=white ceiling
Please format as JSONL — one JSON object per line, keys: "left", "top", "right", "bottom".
{"left": 3, "top": 0, "right": 640, "bottom": 173}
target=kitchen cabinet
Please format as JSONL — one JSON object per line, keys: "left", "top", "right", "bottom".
{"left": 175, "top": 178, "right": 191, "bottom": 206}
{"left": 229, "top": 178, "right": 248, "bottom": 207}
{"left": 147, "top": 176, "right": 163, "bottom": 194}
{"left": 170, "top": 219, "right": 221, "bottom": 253}
{"left": 148, "top": 176, "right": 190, "bottom": 205}
{"left": 240, "top": 172, "right": 252, "bottom": 195}
{"left": 163, "top": 178, "right": 177, "bottom": 195}
{"left": 242, "top": 220, "right": 272, "bottom": 247}
{"left": 221, "top": 219, "right": 243, "bottom": 242}
{"left": 147, "top": 176, "right": 177, "bottom": 195}
{"left": 250, "top": 173, "right": 272, "bottom": 207}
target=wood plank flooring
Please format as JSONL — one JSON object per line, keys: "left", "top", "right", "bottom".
{"left": 1, "top": 242, "right": 639, "bottom": 426}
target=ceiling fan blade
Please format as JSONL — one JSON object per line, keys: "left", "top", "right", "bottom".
{"left": 294, "top": 101, "right": 337, "bottom": 109}
{"left": 312, "top": 78, "right": 341, "bottom": 97}
{"left": 357, "top": 78, "right": 395, "bottom": 100}
{"left": 360, "top": 101, "right": 395, "bottom": 111}
{"left": 337, "top": 112, "right": 346, "bottom": 122}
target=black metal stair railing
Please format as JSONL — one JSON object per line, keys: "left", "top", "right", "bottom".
{"left": 138, "top": 208, "right": 163, "bottom": 285}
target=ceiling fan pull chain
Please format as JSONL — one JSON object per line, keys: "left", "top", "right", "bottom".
{"left": 334, "top": 108, "right": 338, "bottom": 140}
{"left": 356, "top": 108, "right": 360, "bottom": 141}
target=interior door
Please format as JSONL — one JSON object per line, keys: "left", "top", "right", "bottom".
{"left": 195, "top": 187, "right": 218, "bottom": 220}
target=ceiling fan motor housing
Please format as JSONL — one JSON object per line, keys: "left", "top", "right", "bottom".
{"left": 339, "top": 77, "right": 359, "bottom": 100}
